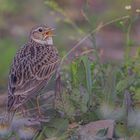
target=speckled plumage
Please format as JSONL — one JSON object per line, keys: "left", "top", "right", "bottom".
{"left": 7, "top": 25, "right": 59, "bottom": 112}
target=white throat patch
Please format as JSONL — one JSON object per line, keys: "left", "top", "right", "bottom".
{"left": 31, "top": 37, "right": 53, "bottom": 45}
{"left": 46, "top": 37, "right": 53, "bottom": 45}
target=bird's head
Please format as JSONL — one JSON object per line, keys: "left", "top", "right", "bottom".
{"left": 30, "top": 25, "right": 55, "bottom": 45}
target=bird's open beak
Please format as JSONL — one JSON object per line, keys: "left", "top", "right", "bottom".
{"left": 43, "top": 28, "right": 55, "bottom": 39}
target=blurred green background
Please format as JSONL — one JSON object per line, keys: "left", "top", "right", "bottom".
{"left": 1, "top": 0, "right": 139, "bottom": 90}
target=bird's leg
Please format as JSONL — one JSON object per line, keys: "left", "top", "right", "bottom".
{"left": 21, "top": 106, "right": 26, "bottom": 116}
{"left": 17, "top": 104, "right": 28, "bottom": 117}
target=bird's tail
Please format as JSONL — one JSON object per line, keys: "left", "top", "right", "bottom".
{"left": 5, "top": 94, "right": 17, "bottom": 123}
{"left": 4, "top": 110, "right": 16, "bottom": 125}
{"left": 8, "top": 111, "right": 16, "bottom": 124}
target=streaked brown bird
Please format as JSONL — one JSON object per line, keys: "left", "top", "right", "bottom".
{"left": 6, "top": 25, "right": 60, "bottom": 121}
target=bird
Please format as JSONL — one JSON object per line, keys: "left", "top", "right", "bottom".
{"left": 6, "top": 25, "right": 60, "bottom": 122}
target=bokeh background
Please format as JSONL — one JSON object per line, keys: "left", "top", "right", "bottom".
{"left": 1, "top": 0, "right": 140, "bottom": 91}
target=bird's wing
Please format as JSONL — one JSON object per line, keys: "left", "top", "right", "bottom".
{"left": 7, "top": 43, "right": 59, "bottom": 111}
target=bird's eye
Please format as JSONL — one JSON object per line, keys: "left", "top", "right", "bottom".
{"left": 38, "top": 28, "right": 43, "bottom": 32}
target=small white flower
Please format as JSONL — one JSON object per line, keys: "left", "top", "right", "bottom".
{"left": 125, "top": 5, "right": 132, "bottom": 10}
{"left": 136, "top": 9, "right": 140, "bottom": 13}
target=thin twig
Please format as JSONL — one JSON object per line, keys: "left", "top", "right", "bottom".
{"left": 75, "top": 48, "right": 95, "bottom": 58}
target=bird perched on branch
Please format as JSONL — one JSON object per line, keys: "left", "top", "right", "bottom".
{"left": 6, "top": 25, "right": 60, "bottom": 122}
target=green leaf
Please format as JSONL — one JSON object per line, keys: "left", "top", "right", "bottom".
{"left": 50, "top": 118, "right": 69, "bottom": 132}
{"left": 70, "top": 61, "right": 78, "bottom": 86}
{"left": 96, "top": 128, "right": 109, "bottom": 137}
{"left": 81, "top": 56, "right": 93, "bottom": 106}
{"left": 81, "top": 56, "right": 93, "bottom": 94}
{"left": 116, "top": 76, "right": 135, "bottom": 93}
{"left": 44, "top": 118, "right": 69, "bottom": 138}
